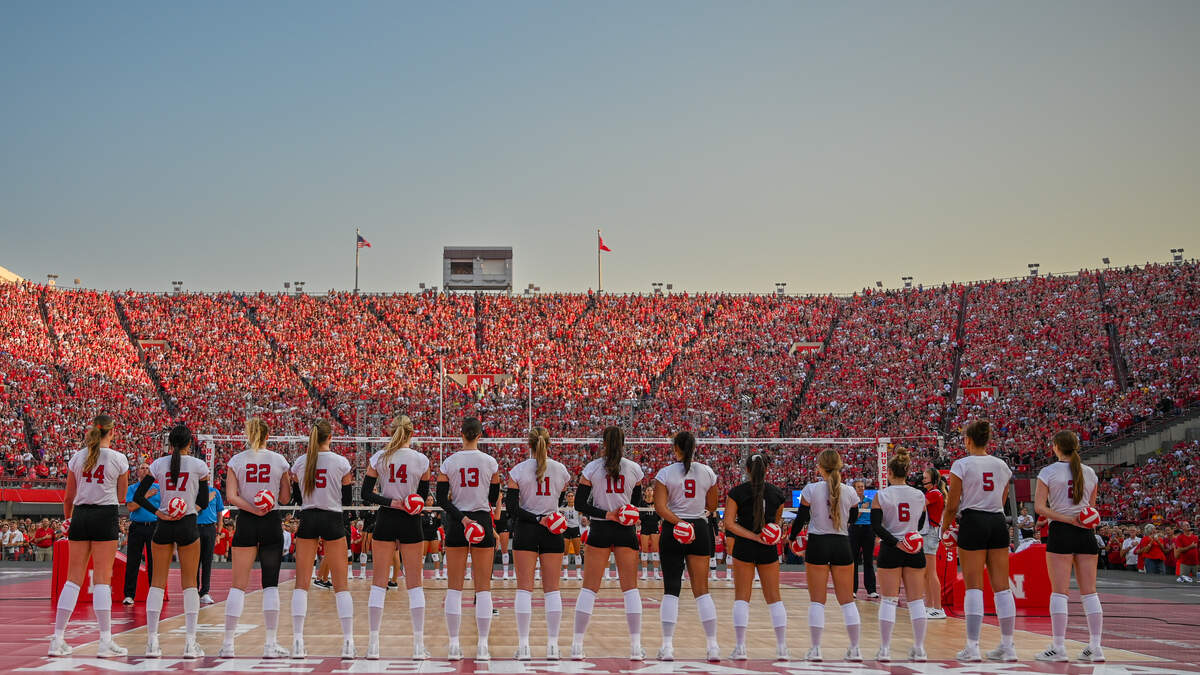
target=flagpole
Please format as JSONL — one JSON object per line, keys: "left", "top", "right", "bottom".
{"left": 354, "top": 228, "right": 360, "bottom": 294}
{"left": 439, "top": 356, "right": 445, "bottom": 465}
{"left": 597, "top": 228, "right": 602, "bottom": 294}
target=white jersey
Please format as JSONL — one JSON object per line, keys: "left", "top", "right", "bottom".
{"left": 581, "top": 457, "right": 644, "bottom": 512}
{"left": 654, "top": 461, "right": 718, "bottom": 519}
{"left": 950, "top": 454, "right": 1012, "bottom": 514}
{"left": 874, "top": 484, "right": 927, "bottom": 539}
{"left": 149, "top": 454, "right": 210, "bottom": 516}
{"left": 227, "top": 449, "right": 292, "bottom": 506}
{"left": 68, "top": 447, "right": 129, "bottom": 506}
{"left": 509, "top": 457, "right": 572, "bottom": 516}
{"left": 800, "top": 480, "right": 859, "bottom": 536}
{"left": 563, "top": 506, "right": 581, "bottom": 529}
{"left": 439, "top": 449, "right": 499, "bottom": 512}
{"left": 291, "top": 451, "right": 353, "bottom": 511}
{"left": 1036, "top": 461, "right": 1098, "bottom": 519}
{"left": 369, "top": 447, "right": 431, "bottom": 501}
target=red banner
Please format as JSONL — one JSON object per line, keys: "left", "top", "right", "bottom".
{"left": 0, "top": 488, "right": 65, "bottom": 503}
{"left": 958, "top": 385, "right": 999, "bottom": 402}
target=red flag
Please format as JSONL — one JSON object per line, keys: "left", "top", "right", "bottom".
{"left": 598, "top": 233, "right": 611, "bottom": 252}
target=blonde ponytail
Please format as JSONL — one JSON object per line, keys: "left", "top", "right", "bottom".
{"left": 245, "top": 417, "right": 269, "bottom": 451}
{"left": 817, "top": 449, "right": 845, "bottom": 529}
{"left": 529, "top": 426, "right": 550, "bottom": 481}
{"left": 383, "top": 414, "right": 414, "bottom": 463}
{"left": 304, "top": 420, "right": 332, "bottom": 496}
{"left": 83, "top": 414, "right": 115, "bottom": 473}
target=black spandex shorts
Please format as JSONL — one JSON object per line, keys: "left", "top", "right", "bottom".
{"left": 443, "top": 510, "right": 496, "bottom": 548}
{"left": 956, "top": 509, "right": 1010, "bottom": 551}
{"left": 877, "top": 541, "right": 927, "bottom": 569}
{"left": 513, "top": 519, "right": 565, "bottom": 554}
{"left": 564, "top": 527, "right": 581, "bottom": 539}
{"left": 233, "top": 510, "right": 283, "bottom": 548}
{"left": 586, "top": 519, "right": 639, "bottom": 550}
{"left": 731, "top": 534, "right": 780, "bottom": 565}
{"left": 68, "top": 504, "right": 119, "bottom": 542}
{"left": 296, "top": 508, "right": 346, "bottom": 541}
{"left": 373, "top": 507, "right": 424, "bottom": 544}
{"left": 153, "top": 513, "right": 200, "bottom": 546}
{"left": 658, "top": 518, "right": 714, "bottom": 558}
{"left": 493, "top": 515, "right": 509, "bottom": 534}
{"left": 1046, "top": 521, "right": 1100, "bottom": 556}
{"left": 804, "top": 533, "right": 853, "bottom": 566}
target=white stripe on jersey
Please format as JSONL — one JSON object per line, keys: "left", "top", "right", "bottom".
{"left": 150, "top": 454, "right": 210, "bottom": 516}
{"left": 291, "top": 451, "right": 353, "bottom": 511}
{"left": 510, "top": 457, "right": 572, "bottom": 516}
{"left": 369, "top": 448, "right": 431, "bottom": 501}
{"left": 874, "top": 484, "right": 927, "bottom": 539}
{"left": 439, "top": 449, "right": 499, "bottom": 512}
{"left": 1036, "top": 461, "right": 1097, "bottom": 519}
{"left": 800, "top": 480, "right": 859, "bottom": 536}
{"left": 227, "top": 449, "right": 291, "bottom": 506}
{"left": 581, "top": 458, "right": 644, "bottom": 512}
{"left": 68, "top": 447, "right": 129, "bottom": 506}
{"left": 950, "top": 454, "right": 1012, "bottom": 514}
{"left": 654, "top": 462, "right": 717, "bottom": 519}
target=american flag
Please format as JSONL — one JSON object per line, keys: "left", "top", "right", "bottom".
{"left": 357, "top": 233, "right": 372, "bottom": 249}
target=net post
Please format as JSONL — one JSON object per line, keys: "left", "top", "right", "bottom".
{"left": 876, "top": 437, "right": 890, "bottom": 490}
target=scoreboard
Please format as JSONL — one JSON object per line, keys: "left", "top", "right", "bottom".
{"left": 443, "top": 246, "right": 513, "bottom": 292}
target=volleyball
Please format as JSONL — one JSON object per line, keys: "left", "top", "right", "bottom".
{"left": 403, "top": 493, "right": 425, "bottom": 515}
{"left": 942, "top": 525, "right": 959, "bottom": 545}
{"left": 900, "top": 531, "right": 924, "bottom": 554}
{"left": 464, "top": 521, "right": 486, "bottom": 545}
{"left": 1078, "top": 507, "right": 1101, "bottom": 529}
{"left": 760, "top": 522, "right": 782, "bottom": 545}
{"left": 253, "top": 489, "right": 276, "bottom": 511}
{"left": 673, "top": 520, "right": 696, "bottom": 544}
{"left": 542, "top": 511, "right": 568, "bottom": 534}
{"left": 789, "top": 533, "right": 807, "bottom": 555}
{"left": 166, "top": 497, "right": 188, "bottom": 519}
{"left": 616, "top": 504, "right": 640, "bottom": 526}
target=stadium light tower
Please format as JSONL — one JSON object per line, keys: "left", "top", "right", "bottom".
{"left": 1102, "top": 257, "right": 1111, "bottom": 268}
{"left": 875, "top": 281, "right": 883, "bottom": 289}
{"left": 1027, "top": 263, "right": 1040, "bottom": 278}
{"left": 171, "top": 280, "right": 183, "bottom": 294}
{"left": 901, "top": 276, "right": 913, "bottom": 290}
{"left": 651, "top": 282, "right": 663, "bottom": 296}
{"left": 1171, "top": 248, "right": 1185, "bottom": 263}
{"left": 774, "top": 282, "right": 787, "bottom": 296}
{"left": 46, "top": 273, "right": 59, "bottom": 287}
{"left": 294, "top": 281, "right": 306, "bottom": 295}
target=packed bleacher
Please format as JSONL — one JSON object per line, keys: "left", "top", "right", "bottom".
{"left": 1, "top": 261, "right": 1197, "bottom": 526}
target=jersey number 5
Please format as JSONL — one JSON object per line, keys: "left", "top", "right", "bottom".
{"left": 982, "top": 472, "right": 995, "bottom": 491}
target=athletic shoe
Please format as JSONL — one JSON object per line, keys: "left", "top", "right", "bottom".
{"left": 476, "top": 644, "right": 490, "bottom": 661}
{"left": 805, "top": 646, "right": 822, "bottom": 662}
{"left": 908, "top": 646, "right": 927, "bottom": 662}
{"left": 1177, "top": 576, "right": 1186, "bottom": 583}
{"left": 546, "top": 643, "right": 560, "bottom": 660}
{"left": 706, "top": 644, "right": 721, "bottom": 662}
{"left": 218, "top": 644, "right": 236, "bottom": 658}
{"left": 291, "top": 638, "right": 306, "bottom": 659}
{"left": 562, "top": 571, "right": 569, "bottom": 580}
{"left": 845, "top": 646, "right": 863, "bottom": 662}
{"left": 630, "top": 645, "right": 646, "bottom": 661}
{"left": 447, "top": 641, "right": 462, "bottom": 661}
{"left": 366, "top": 636, "right": 380, "bottom": 659}
{"left": 656, "top": 644, "right": 674, "bottom": 661}
{"left": 122, "top": 596, "right": 134, "bottom": 606}
{"left": 867, "top": 592, "right": 880, "bottom": 599}
{"left": 926, "top": 607, "right": 947, "bottom": 619}
{"left": 145, "top": 636, "right": 162, "bottom": 658}
{"left": 730, "top": 645, "right": 748, "bottom": 661}
{"left": 263, "top": 642, "right": 290, "bottom": 658}
{"left": 655, "top": 571, "right": 662, "bottom": 580}
{"left": 1036, "top": 645, "right": 1068, "bottom": 662}
{"left": 413, "top": 641, "right": 431, "bottom": 660}
{"left": 314, "top": 579, "right": 333, "bottom": 589}
{"left": 875, "top": 646, "right": 890, "bottom": 662}
{"left": 956, "top": 645, "right": 981, "bottom": 662}
{"left": 1079, "top": 646, "right": 1105, "bottom": 663}
{"left": 201, "top": 594, "right": 215, "bottom": 605}
{"left": 387, "top": 581, "right": 398, "bottom": 590}
{"left": 96, "top": 638, "right": 128, "bottom": 658}
{"left": 48, "top": 637, "right": 72, "bottom": 658}
{"left": 640, "top": 572, "right": 648, "bottom": 580}
{"left": 341, "top": 639, "right": 356, "bottom": 659}
{"left": 515, "top": 644, "right": 531, "bottom": 661}
{"left": 183, "top": 640, "right": 204, "bottom": 659}
{"left": 775, "top": 646, "right": 790, "bottom": 661}
{"left": 570, "top": 641, "right": 585, "bottom": 660}
{"left": 987, "top": 644, "right": 1018, "bottom": 662}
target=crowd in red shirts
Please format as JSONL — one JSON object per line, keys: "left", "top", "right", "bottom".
{"left": 1, "top": 263, "right": 1196, "bottom": 527}
{"left": 1096, "top": 440, "right": 1199, "bottom": 526}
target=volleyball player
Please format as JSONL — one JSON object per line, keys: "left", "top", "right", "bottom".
{"left": 871, "top": 447, "right": 928, "bottom": 662}
{"left": 422, "top": 502, "right": 443, "bottom": 579}
{"left": 942, "top": 420, "right": 1016, "bottom": 662}
{"left": 638, "top": 484, "right": 661, "bottom": 581}
{"left": 50, "top": 415, "right": 130, "bottom": 658}
{"left": 436, "top": 416, "right": 501, "bottom": 661}
{"left": 289, "top": 420, "right": 356, "bottom": 659}
{"left": 788, "top": 448, "right": 862, "bottom": 662}
{"left": 921, "top": 467, "right": 947, "bottom": 619}
{"left": 495, "top": 491, "right": 513, "bottom": 580}
{"left": 723, "top": 453, "right": 789, "bottom": 661}
{"left": 653, "top": 431, "right": 721, "bottom": 661}
{"left": 135, "top": 424, "right": 210, "bottom": 659}
{"left": 220, "top": 418, "right": 292, "bottom": 658}
{"left": 506, "top": 427, "right": 572, "bottom": 659}
{"left": 1034, "top": 430, "right": 1105, "bottom": 663}
{"left": 359, "top": 414, "right": 432, "bottom": 660}
{"left": 562, "top": 492, "right": 583, "bottom": 579}
{"left": 571, "top": 426, "right": 646, "bottom": 660}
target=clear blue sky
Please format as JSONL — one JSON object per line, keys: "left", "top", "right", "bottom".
{"left": 2, "top": 1, "right": 1197, "bottom": 294}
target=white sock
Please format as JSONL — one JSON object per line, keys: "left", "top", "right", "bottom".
{"left": 515, "top": 589, "right": 533, "bottom": 645}
{"left": 368, "top": 586, "right": 386, "bottom": 635}
{"left": 225, "top": 588, "right": 246, "bottom": 646}
{"left": 908, "top": 599, "right": 927, "bottom": 650}
{"left": 1050, "top": 592, "right": 1069, "bottom": 651}
{"left": 1082, "top": 593, "right": 1103, "bottom": 650}
{"left": 54, "top": 581, "right": 81, "bottom": 639}
{"left": 408, "top": 587, "right": 426, "bottom": 639}
{"left": 964, "top": 588, "right": 983, "bottom": 646}
{"left": 146, "top": 586, "right": 164, "bottom": 639}
{"left": 879, "top": 597, "right": 898, "bottom": 650}
{"left": 768, "top": 600, "right": 788, "bottom": 650}
{"left": 696, "top": 593, "right": 718, "bottom": 646}
{"left": 291, "top": 589, "right": 308, "bottom": 638}
{"left": 660, "top": 594, "right": 679, "bottom": 643}
{"left": 808, "top": 602, "right": 825, "bottom": 647}
{"left": 183, "top": 588, "right": 200, "bottom": 640}
{"left": 573, "top": 588, "right": 596, "bottom": 641}
{"left": 994, "top": 590, "right": 1016, "bottom": 648}
{"left": 92, "top": 584, "right": 112, "bottom": 642}
{"left": 623, "top": 588, "right": 642, "bottom": 644}
{"left": 445, "top": 589, "right": 462, "bottom": 640}
{"left": 841, "top": 601, "right": 860, "bottom": 649}
{"left": 262, "top": 586, "right": 280, "bottom": 643}
{"left": 545, "top": 591, "right": 563, "bottom": 642}
{"left": 733, "top": 599, "right": 750, "bottom": 648}
{"left": 640, "top": 552, "right": 649, "bottom": 573}
{"left": 336, "top": 590, "right": 354, "bottom": 639}
{"left": 475, "top": 591, "right": 493, "bottom": 642}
